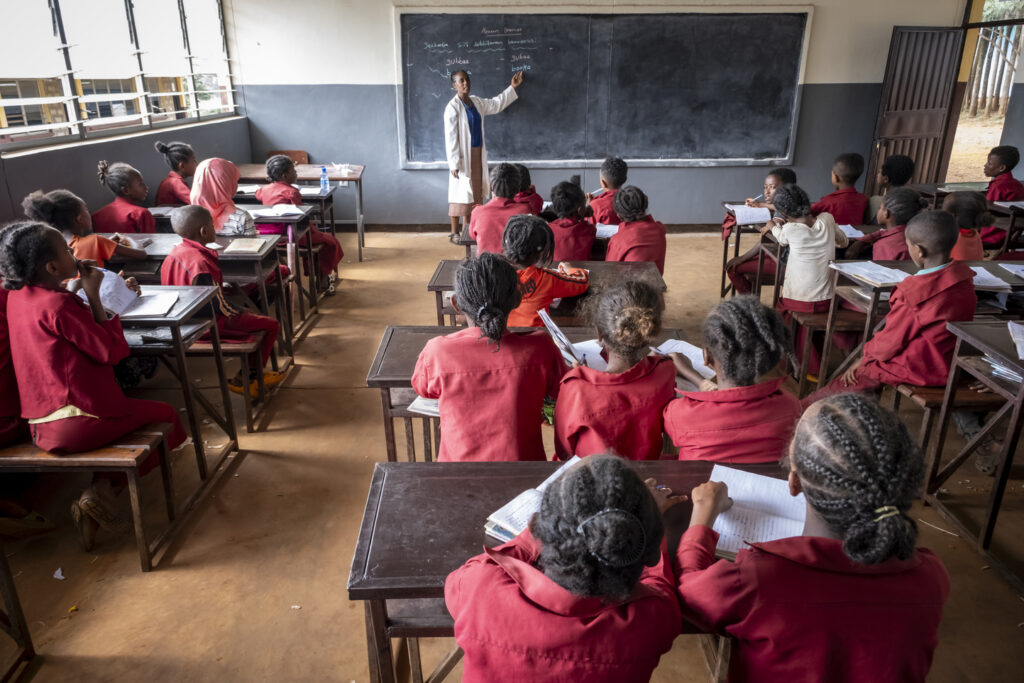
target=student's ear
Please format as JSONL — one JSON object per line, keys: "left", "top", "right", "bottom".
{"left": 600, "top": 178, "right": 609, "bottom": 190}
{"left": 703, "top": 348, "right": 715, "bottom": 369}
{"left": 788, "top": 469, "right": 802, "bottom": 497}
{"left": 907, "top": 240, "right": 927, "bottom": 263}
{"left": 450, "top": 294, "right": 461, "bottom": 313}
{"left": 831, "top": 171, "right": 840, "bottom": 185}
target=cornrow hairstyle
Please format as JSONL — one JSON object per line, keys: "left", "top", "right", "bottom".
{"left": 453, "top": 252, "right": 522, "bottom": 347}
{"left": 767, "top": 167, "right": 797, "bottom": 185}
{"left": 990, "top": 145, "right": 1020, "bottom": 172}
{"left": 792, "top": 394, "right": 924, "bottom": 565}
{"left": 514, "top": 163, "right": 532, "bottom": 193}
{"left": 550, "top": 181, "right": 586, "bottom": 219}
{"left": 881, "top": 154, "right": 915, "bottom": 186}
{"left": 97, "top": 160, "right": 140, "bottom": 196}
{"left": 771, "top": 184, "right": 813, "bottom": 219}
{"left": 833, "top": 152, "right": 865, "bottom": 184}
{"left": 265, "top": 154, "right": 295, "bottom": 183}
{"left": 490, "top": 162, "right": 521, "bottom": 200}
{"left": 503, "top": 214, "right": 554, "bottom": 268}
{"left": 702, "top": 295, "right": 792, "bottom": 386}
{"left": 587, "top": 280, "right": 663, "bottom": 363}
{"left": 612, "top": 185, "right": 648, "bottom": 222}
{"left": 906, "top": 210, "right": 958, "bottom": 258}
{"left": 600, "top": 157, "right": 628, "bottom": 188}
{"left": 154, "top": 140, "right": 194, "bottom": 172}
{"left": 21, "top": 189, "right": 84, "bottom": 233}
{"left": 530, "top": 454, "right": 663, "bottom": 600}
{"left": 0, "top": 221, "right": 62, "bottom": 290}
{"left": 943, "top": 191, "right": 995, "bottom": 231}
{"left": 881, "top": 187, "right": 927, "bottom": 226}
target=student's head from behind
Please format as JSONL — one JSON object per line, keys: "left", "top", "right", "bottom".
{"left": 265, "top": 154, "right": 298, "bottom": 185}
{"left": 502, "top": 214, "right": 553, "bottom": 268}
{"left": 599, "top": 157, "right": 628, "bottom": 190}
{"left": 985, "top": 145, "right": 1020, "bottom": 177}
{"left": 490, "top": 163, "right": 521, "bottom": 200}
{"left": 98, "top": 161, "right": 147, "bottom": 202}
{"left": 764, "top": 167, "right": 796, "bottom": 202}
{"left": 550, "top": 181, "right": 586, "bottom": 219}
{"left": 702, "top": 295, "right": 791, "bottom": 386}
{"left": 791, "top": 394, "right": 923, "bottom": 565}
{"left": 170, "top": 205, "right": 216, "bottom": 245}
{"left": 770, "top": 184, "right": 813, "bottom": 221}
{"left": 154, "top": 140, "right": 197, "bottom": 177}
{"left": 612, "top": 186, "right": 649, "bottom": 222}
{"left": 513, "top": 163, "right": 532, "bottom": 194}
{"left": 905, "top": 210, "right": 958, "bottom": 267}
{"left": 21, "top": 189, "right": 91, "bottom": 236}
{"left": 831, "top": 152, "right": 865, "bottom": 187}
{"left": 587, "top": 280, "right": 663, "bottom": 365}
{"left": 453, "top": 252, "right": 522, "bottom": 346}
{"left": 941, "top": 191, "right": 994, "bottom": 231}
{"left": 530, "top": 454, "right": 663, "bottom": 601}
{"left": 876, "top": 187, "right": 927, "bottom": 227}
{"left": 0, "top": 221, "right": 76, "bottom": 290}
{"left": 880, "top": 154, "right": 915, "bottom": 189}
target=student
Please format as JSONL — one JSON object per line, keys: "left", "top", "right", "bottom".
{"left": 811, "top": 152, "right": 869, "bottom": 225}
{"left": 190, "top": 158, "right": 256, "bottom": 236}
{"left": 504, "top": 216, "right": 589, "bottom": 327}
{"left": 0, "top": 221, "right": 186, "bottom": 550}
{"left": 805, "top": 210, "right": 975, "bottom": 405}
{"left": 154, "top": 141, "right": 198, "bottom": 206}
{"left": 605, "top": 186, "right": 667, "bottom": 274}
{"left": 162, "top": 206, "right": 282, "bottom": 396}
{"left": 91, "top": 161, "right": 156, "bottom": 234}
{"left": 554, "top": 281, "right": 676, "bottom": 460}
{"left": 586, "top": 157, "right": 627, "bottom": 226}
{"left": 663, "top": 295, "right": 800, "bottom": 463}
{"left": 548, "top": 181, "right": 596, "bottom": 261}
{"left": 846, "top": 187, "right": 927, "bottom": 261}
{"left": 22, "top": 190, "right": 146, "bottom": 269}
{"left": 445, "top": 454, "right": 681, "bottom": 682}
{"left": 981, "top": 145, "right": 1024, "bottom": 247}
{"left": 513, "top": 163, "right": 543, "bottom": 214}
{"left": 943, "top": 192, "right": 990, "bottom": 261}
{"left": 672, "top": 393, "right": 949, "bottom": 682}
{"left": 725, "top": 167, "right": 798, "bottom": 294}
{"left": 467, "top": 163, "right": 530, "bottom": 254}
{"left": 867, "top": 154, "right": 915, "bottom": 222}
{"left": 412, "top": 253, "right": 564, "bottom": 461}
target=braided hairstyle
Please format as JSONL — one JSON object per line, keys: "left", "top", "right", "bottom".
{"left": 943, "top": 191, "right": 994, "bottom": 231}
{"left": 587, "top": 280, "right": 663, "bottom": 364}
{"left": 767, "top": 167, "right": 797, "bottom": 185}
{"left": 489, "top": 163, "right": 521, "bottom": 199}
{"left": 881, "top": 187, "right": 927, "bottom": 226}
{"left": 793, "top": 394, "right": 923, "bottom": 565}
{"left": 600, "top": 157, "right": 628, "bottom": 188}
{"left": 881, "top": 154, "right": 915, "bottom": 186}
{"left": 771, "top": 184, "right": 813, "bottom": 220}
{"left": 514, "top": 163, "right": 533, "bottom": 194}
{"left": 550, "top": 181, "right": 586, "bottom": 219}
{"left": 265, "top": 154, "right": 295, "bottom": 183}
{"left": 22, "top": 189, "right": 85, "bottom": 233}
{"left": 612, "top": 186, "right": 649, "bottom": 222}
{"left": 702, "top": 295, "right": 792, "bottom": 386}
{"left": 502, "top": 214, "right": 554, "bottom": 268}
{"left": 97, "top": 160, "right": 140, "bottom": 196}
{"left": 0, "top": 221, "right": 61, "bottom": 290}
{"left": 530, "top": 454, "right": 663, "bottom": 600}
{"left": 154, "top": 140, "right": 195, "bottom": 172}
{"left": 833, "top": 152, "right": 865, "bottom": 184}
{"left": 454, "top": 252, "right": 522, "bottom": 347}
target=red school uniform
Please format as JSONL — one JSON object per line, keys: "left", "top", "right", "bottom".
{"left": 986, "top": 171, "right": 1024, "bottom": 201}
{"left": 446, "top": 528, "right": 681, "bottom": 683}
{"left": 156, "top": 171, "right": 191, "bottom": 206}
{"left": 411, "top": 327, "right": 564, "bottom": 462}
{"left": 811, "top": 187, "right": 868, "bottom": 225}
{"left": 588, "top": 189, "right": 620, "bottom": 225}
{"left": 254, "top": 182, "right": 344, "bottom": 274}
{"left": 549, "top": 217, "right": 596, "bottom": 261}
{"left": 554, "top": 355, "right": 676, "bottom": 460}
{"left": 675, "top": 525, "right": 949, "bottom": 683}
{"left": 514, "top": 186, "right": 544, "bottom": 214}
{"left": 468, "top": 197, "right": 531, "bottom": 255}
{"left": 605, "top": 215, "right": 667, "bottom": 274}
{"left": 508, "top": 265, "right": 589, "bottom": 328}
{"left": 91, "top": 196, "right": 156, "bottom": 234}
{"left": 951, "top": 229, "right": 985, "bottom": 261}
{"left": 857, "top": 224, "right": 910, "bottom": 261}
{"left": 0, "top": 289, "right": 27, "bottom": 446}
{"left": 255, "top": 181, "right": 301, "bottom": 206}
{"left": 663, "top": 377, "right": 801, "bottom": 463}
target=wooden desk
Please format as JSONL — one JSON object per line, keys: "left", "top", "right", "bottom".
{"left": 147, "top": 206, "right": 176, "bottom": 233}
{"left": 234, "top": 185, "right": 340, "bottom": 275}
{"left": 720, "top": 200, "right": 767, "bottom": 298}
{"left": 349, "top": 460, "right": 781, "bottom": 683}
{"left": 237, "top": 163, "right": 366, "bottom": 262}
{"left": 0, "top": 540, "right": 33, "bottom": 680}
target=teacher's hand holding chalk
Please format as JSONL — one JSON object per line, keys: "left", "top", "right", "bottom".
{"left": 511, "top": 71, "right": 524, "bottom": 88}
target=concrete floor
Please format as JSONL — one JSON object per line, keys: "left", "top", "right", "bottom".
{"left": 1, "top": 232, "right": 1023, "bottom": 682}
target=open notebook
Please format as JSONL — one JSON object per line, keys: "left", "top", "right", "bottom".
{"left": 485, "top": 456, "right": 581, "bottom": 542}
{"left": 77, "top": 269, "right": 178, "bottom": 318}
{"left": 710, "top": 464, "right": 806, "bottom": 560}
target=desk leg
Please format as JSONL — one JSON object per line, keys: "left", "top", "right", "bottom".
{"left": 364, "top": 600, "right": 397, "bottom": 683}
{"left": 172, "top": 326, "right": 208, "bottom": 480}
{"left": 754, "top": 243, "right": 766, "bottom": 298}
{"left": 0, "top": 541, "right": 34, "bottom": 671}
{"left": 325, "top": 196, "right": 339, "bottom": 275}
{"left": 207, "top": 309, "right": 239, "bottom": 446}
{"left": 357, "top": 179, "right": 365, "bottom": 262}
{"left": 770, "top": 246, "right": 783, "bottom": 307}
{"left": 720, "top": 227, "right": 732, "bottom": 299}
{"left": 288, "top": 226, "right": 307, "bottom": 326}
{"left": 818, "top": 272, "right": 841, "bottom": 382}
{"left": 380, "top": 389, "right": 397, "bottom": 462}
{"left": 927, "top": 351, "right": 963, "bottom": 492}
{"left": 434, "top": 292, "right": 445, "bottom": 326}
{"left": 304, "top": 235, "right": 320, "bottom": 312}
{"left": 980, "top": 392, "right": 1024, "bottom": 549}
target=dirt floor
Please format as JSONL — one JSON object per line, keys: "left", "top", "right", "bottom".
{"left": 946, "top": 114, "right": 1007, "bottom": 183}
{"left": 1, "top": 231, "right": 1023, "bottom": 682}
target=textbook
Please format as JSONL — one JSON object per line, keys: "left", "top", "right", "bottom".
{"left": 407, "top": 395, "right": 440, "bottom": 417}
{"left": 236, "top": 184, "right": 261, "bottom": 194}
{"left": 724, "top": 204, "right": 771, "bottom": 226}
{"left": 539, "top": 309, "right": 582, "bottom": 366}
{"left": 223, "top": 238, "right": 268, "bottom": 254}
{"left": 838, "top": 224, "right": 864, "bottom": 239}
{"left": 77, "top": 268, "right": 177, "bottom": 318}
{"left": 970, "top": 266, "right": 1012, "bottom": 292}
{"left": 710, "top": 464, "right": 806, "bottom": 560}
{"left": 247, "top": 204, "right": 304, "bottom": 218}
{"left": 830, "top": 261, "right": 910, "bottom": 287}
{"left": 595, "top": 223, "right": 619, "bottom": 239}
{"left": 485, "top": 456, "right": 581, "bottom": 542}
{"left": 999, "top": 263, "right": 1024, "bottom": 280}
{"left": 1009, "top": 322, "right": 1024, "bottom": 361}
{"left": 993, "top": 201, "right": 1024, "bottom": 211}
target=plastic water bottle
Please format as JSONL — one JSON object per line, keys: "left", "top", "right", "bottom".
{"left": 320, "top": 166, "right": 329, "bottom": 193}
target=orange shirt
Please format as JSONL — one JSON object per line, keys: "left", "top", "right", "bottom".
{"left": 509, "top": 265, "right": 589, "bottom": 327}
{"left": 69, "top": 234, "right": 118, "bottom": 269}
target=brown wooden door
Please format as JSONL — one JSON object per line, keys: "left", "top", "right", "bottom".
{"left": 865, "top": 27, "right": 965, "bottom": 195}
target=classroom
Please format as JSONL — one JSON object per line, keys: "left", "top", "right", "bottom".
{"left": 0, "top": 0, "right": 1023, "bottom": 681}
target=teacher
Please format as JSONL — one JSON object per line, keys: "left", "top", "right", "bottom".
{"left": 444, "top": 69, "right": 524, "bottom": 240}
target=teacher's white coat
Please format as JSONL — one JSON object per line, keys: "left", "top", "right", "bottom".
{"left": 443, "top": 86, "right": 518, "bottom": 204}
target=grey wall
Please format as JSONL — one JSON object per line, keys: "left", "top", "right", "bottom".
{"left": 1001, "top": 83, "right": 1024, "bottom": 154}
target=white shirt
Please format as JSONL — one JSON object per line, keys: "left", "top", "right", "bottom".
{"left": 443, "top": 87, "right": 518, "bottom": 204}
{"left": 771, "top": 212, "right": 849, "bottom": 302}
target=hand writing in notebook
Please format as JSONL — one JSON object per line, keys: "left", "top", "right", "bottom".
{"left": 690, "top": 481, "right": 734, "bottom": 528}
{"left": 644, "top": 478, "right": 688, "bottom": 514}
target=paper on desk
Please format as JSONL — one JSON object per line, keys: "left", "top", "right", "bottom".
{"left": 486, "top": 456, "right": 581, "bottom": 541}
{"left": 298, "top": 186, "right": 323, "bottom": 196}
{"left": 830, "top": 261, "right": 910, "bottom": 286}
{"left": 205, "top": 242, "right": 224, "bottom": 251}
{"left": 725, "top": 204, "right": 771, "bottom": 226}
{"left": 838, "top": 224, "right": 865, "bottom": 239}
{"left": 999, "top": 263, "right": 1024, "bottom": 280}
{"left": 654, "top": 339, "right": 716, "bottom": 379}
{"left": 223, "top": 238, "right": 267, "bottom": 254}
{"left": 247, "top": 204, "right": 304, "bottom": 218}
{"left": 77, "top": 268, "right": 139, "bottom": 316}
{"left": 408, "top": 395, "right": 440, "bottom": 417}
{"left": 571, "top": 339, "right": 608, "bottom": 371}
{"left": 1009, "top": 322, "right": 1024, "bottom": 360}
{"left": 595, "top": 223, "right": 619, "bottom": 239}
{"left": 237, "top": 184, "right": 261, "bottom": 194}
{"left": 993, "top": 201, "right": 1024, "bottom": 211}
{"left": 120, "top": 292, "right": 179, "bottom": 318}
{"left": 970, "top": 266, "right": 1012, "bottom": 292}
{"left": 710, "top": 464, "right": 806, "bottom": 559}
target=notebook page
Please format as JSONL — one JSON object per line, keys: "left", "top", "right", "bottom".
{"left": 710, "top": 465, "right": 806, "bottom": 558}
{"left": 298, "top": 187, "right": 323, "bottom": 196}
{"left": 571, "top": 339, "right": 608, "bottom": 371}
{"left": 539, "top": 309, "right": 580, "bottom": 366}
{"left": 407, "top": 395, "right": 439, "bottom": 417}
{"left": 838, "top": 224, "right": 864, "bottom": 239}
{"left": 77, "top": 268, "right": 139, "bottom": 316}
{"left": 595, "top": 223, "right": 619, "bottom": 239}
{"left": 1009, "top": 322, "right": 1024, "bottom": 360}
{"left": 237, "top": 184, "right": 260, "bottom": 194}
{"left": 993, "top": 201, "right": 1024, "bottom": 211}
{"left": 223, "top": 238, "right": 267, "bottom": 254}
{"left": 725, "top": 204, "right": 771, "bottom": 226}
{"left": 830, "top": 261, "right": 910, "bottom": 286}
{"left": 120, "top": 292, "right": 179, "bottom": 319}
{"left": 488, "top": 489, "right": 544, "bottom": 539}
{"left": 655, "top": 339, "right": 715, "bottom": 379}
{"left": 999, "top": 263, "right": 1024, "bottom": 280}
{"left": 970, "top": 266, "right": 1012, "bottom": 291}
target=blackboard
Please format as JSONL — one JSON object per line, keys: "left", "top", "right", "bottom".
{"left": 399, "top": 12, "right": 808, "bottom": 167}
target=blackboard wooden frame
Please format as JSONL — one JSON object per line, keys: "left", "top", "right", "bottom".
{"left": 393, "top": 5, "right": 814, "bottom": 170}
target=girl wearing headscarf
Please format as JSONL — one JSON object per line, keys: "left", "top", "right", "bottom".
{"left": 190, "top": 158, "right": 255, "bottom": 236}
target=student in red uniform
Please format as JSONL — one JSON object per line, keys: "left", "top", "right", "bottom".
{"left": 606, "top": 186, "right": 667, "bottom": 274}
{"left": 554, "top": 281, "right": 676, "bottom": 460}
{"left": 586, "top": 157, "right": 627, "bottom": 225}
{"left": 981, "top": 145, "right": 1024, "bottom": 247}
{"left": 944, "top": 191, "right": 990, "bottom": 261}
{"left": 446, "top": 454, "right": 682, "bottom": 683}
{"left": 22, "top": 190, "right": 146, "bottom": 269}
{"left": 846, "top": 187, "right": 927, "bottom": 261}
{"left": 548, "top": 181, "right": 596, "bottom": 261}
{"left": 162, "top": 206, "right": 283, "bottom": 396}
{"left": 91, "top": 161, "right": 156, "bottom": 234}
{"left": 866, "top": 154, "right": 915, "bottom": 223}
{"left": 671, "top": 393, "right": 949, "bottom": 682}
{"left": 804, "top": 210, "right": 976, "bottom": 407}
{"left": 513, "top": 163, "right": 543, "bottom": 214}
{"left": 504, "top": 216, "right": 589, "bottom": 327}
{"left": 0, "top": 221, "right": 186, "bottom": 550}
{"left": 467, "top": 163, "right": 530, "bottom": 254}
{"left": 724, "top": 167, "right": 797, "bottom": 294}
{"left": 412, "top": 253, "right": 564, "bottom": 461}
{"left": 154, "top": 140, "right": 197, "bottom": 206}
{"left": 663, "top": 295, "right": 800, "bottom": 463}
{"left": 811, "top": 152, "right": 869, "bottom": 224}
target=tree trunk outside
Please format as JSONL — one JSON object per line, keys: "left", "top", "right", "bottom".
{"left": 987, "top": 27, "right": 1008, "bottom": 116}
{"left": 964, "top": 29, "right": 985, "bottom": 113}
{"left": 978, "top": 28, "right": 993, "bottom": 114}
{"left": 1000, "top": 27, "right": 1024, "bottom": 116}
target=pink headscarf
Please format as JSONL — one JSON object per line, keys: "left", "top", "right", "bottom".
{"left": 190, "top": 158, "right": 240, "bottom": 230}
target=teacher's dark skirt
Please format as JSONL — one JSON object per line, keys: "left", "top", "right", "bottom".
{"left": 449, "top": 147, "right": 483, "bottom": 217}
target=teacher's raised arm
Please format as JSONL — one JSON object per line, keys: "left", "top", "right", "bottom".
{"left": 444, "top": 69, "right": 524, "bottom": 240}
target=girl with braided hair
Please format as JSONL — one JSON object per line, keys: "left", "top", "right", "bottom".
{"left": 445, "top": 454, "right": 682, "bottom": 682}
{"left": 674, "top": 394, "right": 949, "bottom": 682}
{"left": 663, "top": 295, "right": 800, "bottom": 463}
{"left": 466, "top": 163, "right": 530, "bottom": 253}
{"left": 548, "top": 180, "right": 596, "bottom": 261}
{"left": 512, "top": 163, "right": 543, "bottom": 214}
{"left": 91, "top": 161, "right": 156, "bottom": 234}
{"left": 503, "top": 215, "right": 589, "bottom": 327}
{"left": 153, "top": 140, "right": 198, "bottom": 206}
{"left": 943, "top": 191, "right": 989, "bottom": 261}
{"left": 846, "top": 187, "right": 927, "bottom": 261}
{"left": 412, "top": 253, "right": 565, "bottom": 461}
{"left": 605, "top": 185, "right": 667, "bottom": 274}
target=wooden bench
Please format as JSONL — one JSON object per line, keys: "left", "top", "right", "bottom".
{"left": 892, "top": 384, "right": 1005, "bottom": 462}
{"left": 788, "top": 309, "right": 867, "bottom": 397}
{"left": 189, "top": 332, "right": 277, "bottom": 433}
